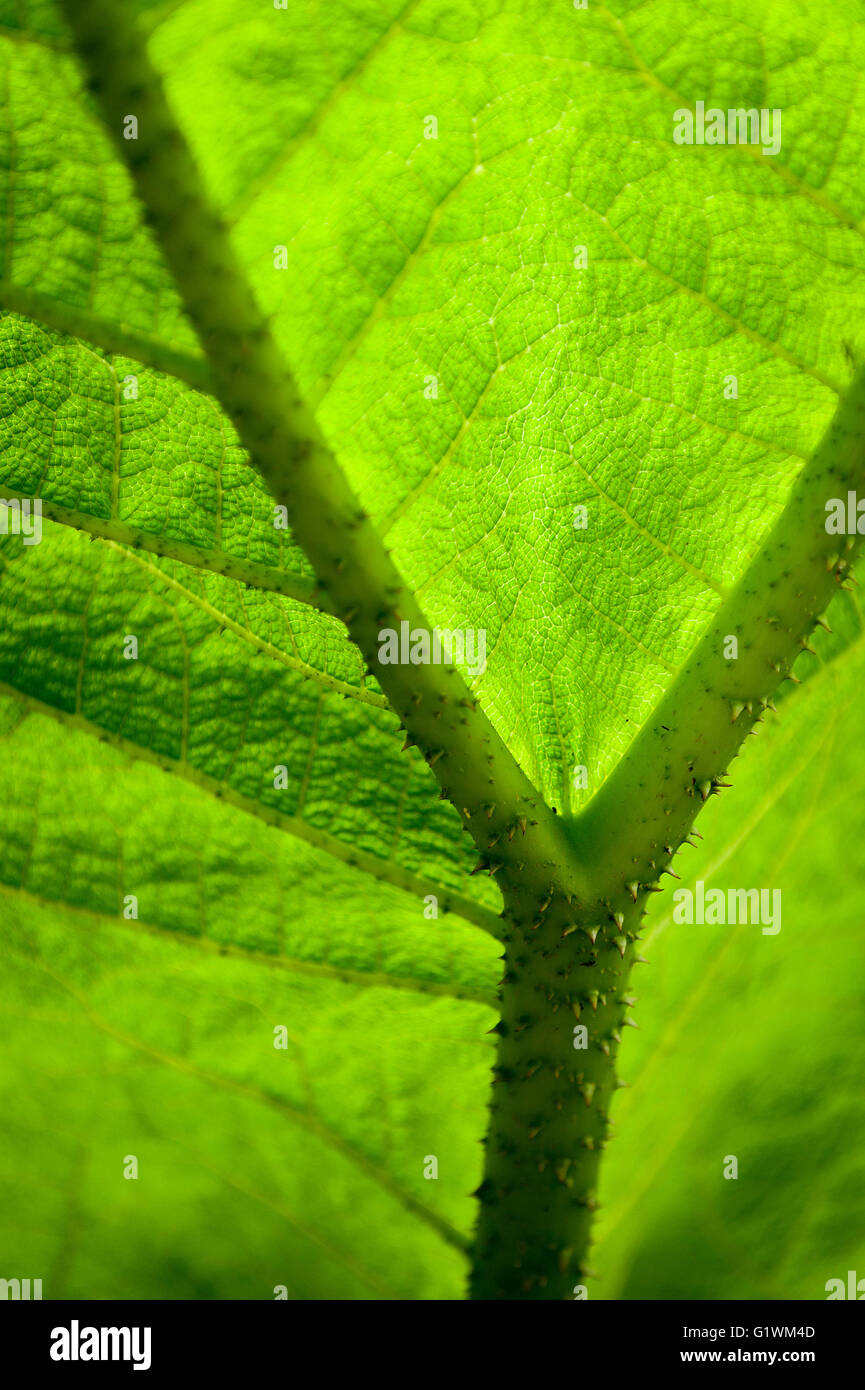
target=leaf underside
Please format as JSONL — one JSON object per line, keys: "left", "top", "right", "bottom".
{"left": 1, "top": 0, "right": 864, "bottom": 1298}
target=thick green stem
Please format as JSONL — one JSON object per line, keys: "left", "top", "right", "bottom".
{"left": 576, "top": 366, "right": 865, "bottom": 905}
{"left": 469, "top": 875, "right": 636, "bottom": 1299}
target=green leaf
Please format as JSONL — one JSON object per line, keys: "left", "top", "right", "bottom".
{"left": 1, "top": 0, "right": 865, "bottom": 1299}
{"left": 0, "top": 520, "right": 501, "bottom": 925}
{"left": 0, "top": 699, "right": 496, "bottom": 1297}
{"left": 596, "top": 634, "right": 865, "bottom": 1299}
